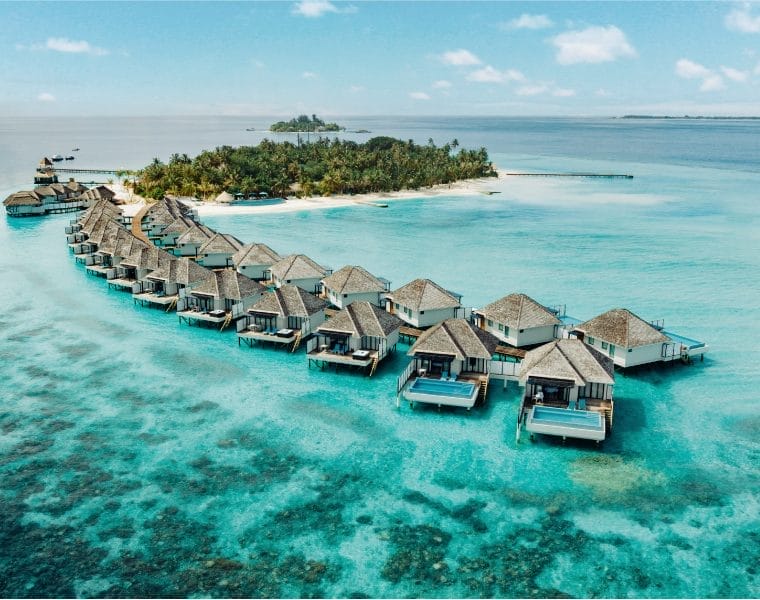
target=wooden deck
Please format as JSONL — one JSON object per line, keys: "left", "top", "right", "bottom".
{"left": 399, "top": 325, "right": 424, "bottom": 343}
{"left": 494, "top": 345, "right": 527, "bottom": 359}
{"left": 130, "top": 203, "right": 151, "bottom": 244}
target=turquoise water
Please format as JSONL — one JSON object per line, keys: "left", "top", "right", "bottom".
{"left": 1, "top": 118, "right": 759, "bottom": 598}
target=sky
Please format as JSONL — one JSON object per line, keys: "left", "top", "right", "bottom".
{"left": 2, "top": 1, "right": 760, "bottom": 117}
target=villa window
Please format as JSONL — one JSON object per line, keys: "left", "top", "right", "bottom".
{"left": 498, "top": 324, "right": 503, "bottom": 331}
{"left": 601, "top": 341, "right": 608, "bottom": 350}
{"left": 487, "top": 319, "right": 493, "bottom": 327}
{"left": 628, "top": 348, "right": 633, "bottom": 353}
{"left": 394, "top": 303, "right": 399, "bottom": 310}
{"left": 504, "top": 326, "right": 510, "bottom": 336}
{"left": 588, "top": 337, "right": 595, "bottom": 345}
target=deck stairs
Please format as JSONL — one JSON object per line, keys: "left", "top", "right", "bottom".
{"left": 291, "top": 331, "right": 303, "bottom": 352}
{"left": 604, "top": 402, "right": 614, "bottom": 433}
{"left": 220, "top": 312, "right": 232, "bottom": 332}
{"left": 165, "top": 297, "right": 178, "bottom": 312}
{"left": 369, "top": 355, "right": 379, "bottom": 377}
{"left": 479, "top": 378, "right": 489, "bottom": 402}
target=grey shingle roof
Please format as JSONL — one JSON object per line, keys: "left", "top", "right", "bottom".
{"left": 322, "top": 265, "right": 386, "bottom": 295}
{"left": 121, "top": 245, "right": 175, "bottom": 270}
{"left": 269, "top": 254, "right": 327, "bottom": 281}
{"left": 476, "top": 293, "right": 560, "bottom": 329}
{"left": 198, "top": 232, "right": 244, "bottom": 255}
{"left": 148, "top": 257, "right": 213, "bottom": 286}
{"left": 388, "top": 278, "right": 461, "bottom": 311}
{"left": 231, "top": 243, "right": 281, "bottom": 268}
{"left": 176, "top": 224, "right": 214, "bottom": 245}
{"left": 159, "top": 216, "right": 195, "bottom": 236}
{"left": 577, "top": 308, "right": 670, "bottom": 348}
{"left": 3, "top": 191, "right": 42, "bottom": 206}
{"left": 409, "top": 319, "right": 499, "bottom": 360}
{"left": 317, "top": 301, "right": 403, "bottom": 338}
{"left": 246, "top": 285, "right": 327, "bottom": 317}
{"left": 191, "top": 269, "right": 265, "bottom": 300}
{"left": 519, "top": 339, "right": 615, "bottom": 386}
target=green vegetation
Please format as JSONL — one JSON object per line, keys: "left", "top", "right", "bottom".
{"left": 270, "top": 114, "right": 343, "bottom": 132}
{"left": 134, "top": 137, "right": 497, "bottom": 200}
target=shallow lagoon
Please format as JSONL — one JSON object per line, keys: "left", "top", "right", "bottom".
{"left": 1, "top": 120, "right": 759, "bottom": 597}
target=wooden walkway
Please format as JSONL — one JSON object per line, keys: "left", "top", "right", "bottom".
{"left": 399, "top": 325, "right": 424, "bottom": 343}
{"left": 130, "top": 204, "right": 151, "bottom": 244}
{"left": 505, "top": 172, "right": 633, "bottom": 179}
{"left": 494, "top": 345, "right": 527, "bottom": 359}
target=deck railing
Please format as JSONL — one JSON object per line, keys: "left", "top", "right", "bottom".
{"left": 396, "top": 360, "right": 416, "bottom": 395}
{"left": 488, "top": 360, "right": 521, "bottom": 379}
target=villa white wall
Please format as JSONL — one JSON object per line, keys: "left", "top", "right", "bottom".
{"left": 198, "top": 253, "right": 234, "bottom": 268}
{"left": 274, "top": 275, "right": 322, "bottom": 293}
{"left": 585, "top": 337, "right": 664, "bottom": 367}
{"left": 237, "top": 264, "right": 271, "bottom": 280}
{"left": 326, "top": 289, "right": 382, "bottom": 309}
{"left": 391, "top": 305, "right": 458, "bottom": 328}
{"left": 176, "top": 243, "right": 201, "bottom": 257}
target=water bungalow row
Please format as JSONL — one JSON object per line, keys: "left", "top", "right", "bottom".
{"left": 62, "top": 195, "right": 708, "bottom": 447}
{"left": 3, "top": 175, "right": 115, "bottom": 217}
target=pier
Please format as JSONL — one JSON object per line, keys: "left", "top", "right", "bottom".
{"left": 505, "top": 172, "right": 633, "bottom": 179}
{"left": 52, "top": 167, "right": 122, "bottom": 175}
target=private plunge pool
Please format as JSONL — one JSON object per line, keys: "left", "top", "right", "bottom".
{"left": 525, "top": 405, "right": 606, "bottom": 442}
{"left": 404, "top": 377, "right": 480, "bottom": 409}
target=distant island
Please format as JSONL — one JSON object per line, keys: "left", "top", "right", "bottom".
{"left": 270, "top": 114, "right": 344, "bottom": 132}
{"left": 619, "top": 115, "right": 760, "bottom": 120}
{"left": 134, "top": 136, "right": 496, "bottom": 200}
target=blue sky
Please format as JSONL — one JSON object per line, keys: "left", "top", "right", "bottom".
{"left": 2, "top": 1, "right": 760, "bottom": 116}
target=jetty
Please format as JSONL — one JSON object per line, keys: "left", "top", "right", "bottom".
{"left": 505, "top": 172, "right": 633, "bottom": 179}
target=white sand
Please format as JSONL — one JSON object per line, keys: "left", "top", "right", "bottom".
{"left": 193, "top": 171, "right": 506, "bottom": 217}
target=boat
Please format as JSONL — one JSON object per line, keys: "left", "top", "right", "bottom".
{"left": 51, "top": 154, "right": 64, "bottom": 162}
{"left": 71, "top": 148, "right": 80, "bottom": 152}
{"left": 65, "top": 156, "right": 75, "bottom": 161}
{"left": 245, "top": 127, "right": 255, "bottom": 131}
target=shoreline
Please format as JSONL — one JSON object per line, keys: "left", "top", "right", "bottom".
{"left": 192, "top": 171, "right": 506, "bottom": 217}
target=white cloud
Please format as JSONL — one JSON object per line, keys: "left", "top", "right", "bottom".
{"left": 466, "top": 66, "right": 525, "bottom": 83}
{"left": 348, "top": 85, "right": 365, "bottom": 93}
{"left": 46, "top": 37, "right": 108, "bottom": 56}
{"left": 755, "top": 61, "right": 760, "bottom": 75}
{"left": 291, "top": 0, "right": 338, "bottom": 17}
{"left": 37, "top": 92, "right": 55, "bottom": 102}
{"left": 440, "top": 49, "right": 481, "bottom": 66}
{"left": 675, "top": 59, "right": 725, "bottom": 92}
{"left": 725, "top": 4, "right": 760, "bottom": 33}
{"left": 700, "top": 74, "right": 725, "bottom": 92}
{"left": 552, "top": 88, "right": 576, "bottom": 97}
{"left": 409, "top": 91, "right": 430, "bottom": 100}
{"left": 720, "top": 66, "right": 749, "bottom": 82}
{"left": 595, "top": 88, "right": 612, "bottom": 97}
{"left": 302, "top": 71, "right": 317, "bottom": 79}
{"left": 675, "top": 58, "right": 711, "bottom": 79}
{"left": 432, "top": 80, "right": 452, "bottom": 89}
{"left": 516, "top": 84, "right": 549, "bottom": 96}
{"left": 552, "top": 25, "right": 636, "bottom": 65}
{"left": 504, "top": 13, "right": 554, "bottom": 30}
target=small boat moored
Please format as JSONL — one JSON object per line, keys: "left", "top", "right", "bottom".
{"left": 65, "top": 156, "right": 75, "bottom": 161}
{"left": 51, "top": 154, "right": 64, "bottom": 162}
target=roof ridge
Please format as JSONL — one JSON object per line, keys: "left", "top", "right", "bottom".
{"left": 556, "top": 341, "right": 586, "bottom": 385}
{"left": 443, "top": 321, "right": 467, "bottom": 359}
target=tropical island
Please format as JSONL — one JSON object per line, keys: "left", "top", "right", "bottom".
{"left": 270, "top": 114, "right": 344, "bottom": 132}
{"left": 133, "top": 136, "right": 497, "bottom": 200}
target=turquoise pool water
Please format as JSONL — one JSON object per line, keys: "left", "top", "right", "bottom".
{"left": 531, "top": 406, "right": 604, "bottom": 430}
{"left": 663, "top": 330, "right": 707, "bottom": 350}
{"left": 1, "top": 116, "right": 758, "bottom": 598}
{"left": 408, "top": 378, "right": 477, "bottom": 398}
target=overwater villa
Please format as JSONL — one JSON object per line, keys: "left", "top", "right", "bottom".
{"left": 231, "top": 243, "right": 281, "bottom": 281}
{"left": 4, "top": 180, "right": 91, "bottom": 217}
{"left": 174, "top": 223, "right": 215, "bottom": 258}
{"left": 237, "top": 284, "right": 327, "bottom": 350}
{"left": 400, "top": 318, "right": 501, "bottom": 409}
{"left": 385, "top": 278, "right": 464, "bottom": 328}
{"left": 473, "top": 293, "right": 561, "bottom": 348}
{"left": 153, "top": 215, "right": 195, "bottom": 249}
{"left": 320, "top": 265, "right": 390, "bottom": 309}
{"left": 71, "top": 215, "right": 118, "bottom": 259}
{"left": 177, "top": 269, "right": 265, "bottom": 329}
{"left": 517, "top": 339, "right": 615, "bottom": 444}
{"left": 67, "top": 200, "right": 124, "bottom": 241}
{"left": 107, "top": 245, "right": 175, "bottom": 290}
{"left": 85, "top": 226, "right": 141, "bottom": 277}
{"left": 267, "top": 254, "right": 331, "bottom": 294}
{"left": 196, "top": 232, "right": 245, "bottom": 268}
{"left": 307, "top": 301, "right": 403, "bottom": 375}
{"left": 571, "top": 308, "right": 708, "bottom": 368}
{"left": 133, "top": 257, "right": 214, "bottom": 310}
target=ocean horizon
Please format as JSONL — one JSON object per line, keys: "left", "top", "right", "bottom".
{"left": 1, "top": 116, "right": 758, "bottom": 598}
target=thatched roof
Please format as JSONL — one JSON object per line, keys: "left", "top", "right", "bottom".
{"left": 577, "top": 308, "right": 670, "bottom": 348}
{"left": 198, "top": 232, "right": 244, "bottom": 255}
{"left": 231, "top": 243, "right": 281, "bottom": 268}
{"left": 322, "top": 265, "right": 386, "bottom": 295}
{"left": 269, "top": 254, "right": 327, "bottom": 281}
{"left": 78, "top": 199, "right": 121, "bottom": 224}
{"left": 388, "top": 278, "right": 461, "bottom": 311}
{"left": 3, "top": 191, "right": 42, "bottom": 207}
{"left": 519, "top": 339, "right": 615, "bottom": 386}
{"left": 114, "top": 230, "right": 149, "bottom": 258}
{"left": 215, "top": 191, "right": 235, "bottom": 203}
{"left": 121, "top": 245, "right": 175, "bottom": 270}
{"left": 191, "top": 269, "right": 265, "bottom": 300}
{"left": 317, "top": 301, "right": 402, "bottom": 338}
{"left": 246, "top": 285, "right": 327, "bottom": 317}
{"left": 79, "top": 186, "right": 115, "bottom": 202}
{"left": 147, "top": 257, "right": 213, "bottom": 286}
{"left": 65, "top": 180, "right": 88, "bottom": 194}
{"left": 85, "top": 215, "right": 118, "bottom": 244}
{"left": 95, "top": 222, "right": 131, "bottom": 254}
{"left": 409, "top": 319, "right": 499, "bottom": 360}
{"left": 476, "top": 293, "right": 560, "bottom": 329}
{"left": 160, "top": 215, "right": 195, "bottom": 236}
{"left": 176, "top": 224, "right": 214, "bottom": 245}
{"left": 33, "top": 185, "right": 62, "bottom": 197}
